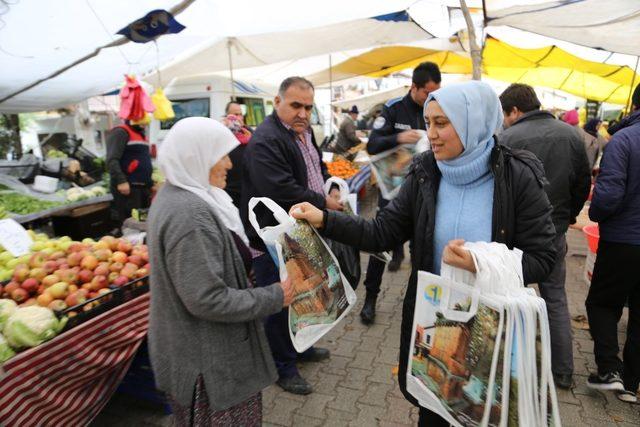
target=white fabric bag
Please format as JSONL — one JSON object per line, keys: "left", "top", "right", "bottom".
{"left": 248, "top": 197, "right": 357, "bottom": 352}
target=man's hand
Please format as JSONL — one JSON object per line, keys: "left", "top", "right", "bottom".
{"left": 442, "top": 239, "right": 476, "bottom": 273}
{"left": 397, "top": 130, "right": 423, "bottom": 145}
{"left": 279, "top": 277, "right": 295, "bottom": 307}
{"left": 325, "top": 195, "right": 344, "bottom": 211}
{"left": 290, "top": 202, "right": 324, "bottom": 228}
{"left": 117, "top": 182, "right": 131, "bottom": 196}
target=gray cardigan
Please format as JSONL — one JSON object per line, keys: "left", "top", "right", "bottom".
{"left": 147, "top": 183, "right": 283, "bottom": 410}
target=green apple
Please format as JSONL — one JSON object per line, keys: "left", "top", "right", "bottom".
{"left": 30, "top": 241, "right": 47, "bottom": 251}
{"left": 6, "top": 258, "right": 21, "bottom": 269}
{"left": 0, "top": 251, "right": 13, "bottom": 264}
{"left": 58, "top": 236, "right": 72, "bottom": 243}
{"left": 82, "top": 238, "right": 96, "bottom": 245}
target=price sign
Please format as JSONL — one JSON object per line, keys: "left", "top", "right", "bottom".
{"left": 0, "top": 219, "right": 33, "bottom": 257}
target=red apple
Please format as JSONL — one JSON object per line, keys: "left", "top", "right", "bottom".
{"left": 37, "top": 292, "right": 53, "bottom": 307}
{"left": 108, "top": 271, "right": 119, "bottom": 283}
{"left": 43, "top": 260, "right": 58, "bottom": 274}
{"left": 78, "top": 269, "right": 94, "bottom": 283}
{"left": 42, "top": 274, "right": 60, "bottom": 288}
{"left": 94, "top": 249, "right": 112, "bottom": 262}
{"left": 21, "top": 278, "right": 40, "bottom": 294}
{"left": 143, "top": 263, "right": 150, "bottom": 271}
{"left": 12, "top": 264, "right": 29, "bottom": 282}
{"left": 29, "top": 267, "right": 47, "bottom": 281}
{"left": 117, "top": 240, "right": 132, "bottom": 254}
{"left": 11, "top": 287, "right": 29, "bottom": 303}
{"left": 141, "top": 252, "right": 149, "bottom": 263}
{"left": 67, "top": 252, "right": 83, "bottom": 267}
{"left": 68, "top": 243, "right": 86, "bottom": 253}
{"left": 90, "top": 275, "right": 108, "bottom": 291}
{"left": 111, "top": 251, "right": 128, "bottom": 264}
{"left": 100, "top": 235, "right": 119, "bottom": 251}
{"left": 28, "top": 252, "right": 46, "bottom": 268}
{"left": 48, "top": 299, "right": 67, "bottom": 311}
{"left": 109, "top": 262, "right": 124, "bottom": 273}
{"left": 48, "top": 250, "right": 66, "bottom": 260}
{"left": 94, "top": 264, "right": 109, "bottom": 277}
{"left": 113, "top": 275, "right": 129, "bottom": 287}
{"left": 55, "top": 269, "right": 78, "bottom": 285}
{"left": 65, "top": 291, "right": 86, "bottom": 307}
{"left": 127, "top": 254, "right": 143, "bottom": 267}
{"left": 92, "top": 240, "right": 110, "bottom": 251}
{"left": 55, "top": 258, "right": 68, "bottom": 268}
{"left": 80, "top": 255, "right": 98, "bottom": 271}
{"left": 135, "top": 268, "right": 148, "bottom": 278}
{"left": 4, "top": 281, "right": 20, "bottom": 296}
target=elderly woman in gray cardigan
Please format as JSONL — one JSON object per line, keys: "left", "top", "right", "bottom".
{"left": 148, "top": 117, "right": 293, "bottom": 426}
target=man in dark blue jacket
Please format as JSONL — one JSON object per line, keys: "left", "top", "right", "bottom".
{"left": 361, "top": 62, "right": 441, "bottom": 324}
{"left": 241, "top": 77, "right": 342, "bottom": 395}
{"left": 586, "top": 84, "right": 640, "bottom": 403}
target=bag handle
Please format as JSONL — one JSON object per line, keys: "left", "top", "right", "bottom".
{"left": 247, "top": 197, "right": 294, "bottom": 238}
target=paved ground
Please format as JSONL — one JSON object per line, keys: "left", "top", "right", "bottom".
{"left": 93, "top": 190, "right": 639, "bottom": 426}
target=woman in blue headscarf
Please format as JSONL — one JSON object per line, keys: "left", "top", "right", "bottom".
{"left": 291, "top": 81, "right": 556, "bottom": 425}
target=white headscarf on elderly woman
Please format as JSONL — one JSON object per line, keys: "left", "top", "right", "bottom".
{"left": 426, "top": 80, "right": 504, "bottom": 166}
{"left": 158, "top": 117, "right": 249, "bottom": 245}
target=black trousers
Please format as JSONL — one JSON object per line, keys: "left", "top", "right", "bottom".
{"left": 362, "top": 195, "right": 404, "bottom": 296}
{"left": 586, "top": 240, "right": 640, "bottom": 391}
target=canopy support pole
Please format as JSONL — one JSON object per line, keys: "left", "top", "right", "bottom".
{"left": 227, "top": 38, "right": 236, "bottom": 100}
{"left": 625, "top": 56, "right": 640, "bottom": 112}
{"left": 460, "top": 0, "right": 482, "bottom": 80}
{"left": 329, "top": 54, "right": 334, "bottom": 135}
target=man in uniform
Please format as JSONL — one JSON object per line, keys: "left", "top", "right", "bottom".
{"left": 360, "top": 62, "right": 441, "bottom": 324}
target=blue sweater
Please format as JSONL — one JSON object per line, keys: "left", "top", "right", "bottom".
{"left": 433, "top": 141, "right": 495, "bottom": 274}
{"left": 589, "top": 109, "right": 640, "bottom": 245}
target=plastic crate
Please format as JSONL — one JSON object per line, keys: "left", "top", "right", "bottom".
{"left": 56, "top": 287, "right": 124, "bottom": 332}
{"left": 117, "top": 276, "right": 149, "bottom": 303}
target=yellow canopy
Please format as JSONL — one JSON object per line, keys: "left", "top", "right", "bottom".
{"left": 307, "top": 38, "right": 640, "bottom": 105}
{"left": 306, "top": 46, "right": 471, "bottom": 84}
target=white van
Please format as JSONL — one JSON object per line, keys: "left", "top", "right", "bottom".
{"left": 149, "top": 75, "right": 324, "bottom": 145}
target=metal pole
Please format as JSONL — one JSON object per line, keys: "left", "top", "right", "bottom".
{"left": 460, "top": 0, "right": 482, "bottom": 80}
{"left": 625, "top": 56, "right": 640, "bottom": 112}
{"left": 329, "top": 54, "right": 334, "bottom": 135}
{"left": 227, "top": 38, "right": 236, "bottom": 100}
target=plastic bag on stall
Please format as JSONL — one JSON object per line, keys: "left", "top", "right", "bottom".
{"left": 248, "top": 197, "right": 357, "bottom": 352}
{"left": 324, "top": 176, "right": 391, "bottom": 265}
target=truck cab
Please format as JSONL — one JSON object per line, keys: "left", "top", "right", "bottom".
{"left": 148, "top": 75, "right": 324, "bottom": 145}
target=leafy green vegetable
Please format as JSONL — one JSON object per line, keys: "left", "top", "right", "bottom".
{"left": 0, "top": 192, "right": 62, "bottom": 215}
{"left": 0, "top": 333, "right": 15, "bottom": 363}
{"left": 0, "top": 299, "right": 17, "bottom": 331}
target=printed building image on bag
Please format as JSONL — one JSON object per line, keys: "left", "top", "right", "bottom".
{"left": 370, "top": 146, "right": 417, "bottom": 199}
{"left": 278, "top": 222, "right": 349, "bottom": 334}
{"left": 411, "top": 284, "right": 503, "bottom": 426}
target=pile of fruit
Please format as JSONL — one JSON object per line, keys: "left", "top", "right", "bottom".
{"left": 325, "top": 158, "right": 359, "bottom": 179}
{"left": 0, "top": 235, "right": 149, "bottom": 314}
{"left": 0, "top": 230, "right": 58, "bottom": 281}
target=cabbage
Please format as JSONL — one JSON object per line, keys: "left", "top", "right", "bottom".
{"left": 0, "top": 333, "right": 15, "bottom": 363}
{"left": 4, "top": 306, "right": 66, "bottom": 349}
{"left": 0, "top": 299, "right": 17, "bottom": 332}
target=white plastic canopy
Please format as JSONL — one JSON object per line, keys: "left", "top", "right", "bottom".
{"left": 0, "top": 0, "right": 419, "bottom": 113}
{"left": 485, "top": 0, "right": 640, "bottom": 56}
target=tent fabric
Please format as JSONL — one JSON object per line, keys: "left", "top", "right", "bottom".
{"left": 306, "top": 46, "right": 470, "bottom": 85}
{"left": 0, "top": 0, "right": 415, "bottom": 113}
{"left": 485, "top": 0, "right": 640, "bottom": 56}
{"left": 306, "top": 37, "right": 640, "bottom": 105}
{"left": 148, "top": 11, "right": 434, "bottom": 87}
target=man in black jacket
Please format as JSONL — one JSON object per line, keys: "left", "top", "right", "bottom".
{"left": 241, "top": 77, "right": 342, "bottom": 395}
{"left": 499, "top": 83, "right": 591, "bottom": 390}
{"left": 361, "top": 62, "right": 441, "bottom": 324}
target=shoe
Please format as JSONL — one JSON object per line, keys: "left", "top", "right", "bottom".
{"left": 387, "top": 256, "right": 403, "bottom": 272}
{"left": 298, "top": 347, "right": 330, "bottom": 363}
{"left": 586, "top": 372, "right": 625, "bottom": 391}
{"left": 616, "top": 390, "right": 638, "bottom": 404}
{"left": 553, "top": 373, "right": 573, "bottom": 390}
{"left": 276, "top": 374, "right": 313, "bottom": 395}
{"left": 360, "top": 293, "right": 377, "bottom": 324}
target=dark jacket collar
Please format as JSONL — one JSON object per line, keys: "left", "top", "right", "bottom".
{"left": 403, "top": 91, "right": 422, "bottom": 113}
{"left": 511, "top": 109, "right": 556, "bottom": 127}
